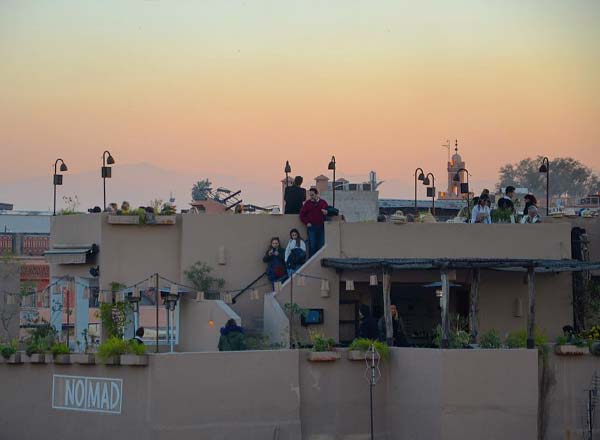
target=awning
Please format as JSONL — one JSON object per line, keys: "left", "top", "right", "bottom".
{"left": 321, "top": 258, "right": 600, "bottom": 273}
{"left": 44, "top": 244, "right": 98, "bottom": 265}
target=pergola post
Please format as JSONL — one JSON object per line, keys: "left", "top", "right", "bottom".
{"left": 382, "top": 269, "right": 393, "bottom": 346}
{"left": 469, "top": 268, "right": 480, "bottom": 344}
{"left": 527, "top": 267, "right": 536, "bottom": 349}
{"left": 441, "top": 269, "right": 450, "bottom": 348}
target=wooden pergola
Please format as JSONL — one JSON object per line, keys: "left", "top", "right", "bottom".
{"left": 321, "top": 258, "right": 600, "bottom": 349}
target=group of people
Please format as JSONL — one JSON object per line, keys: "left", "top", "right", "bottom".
{"left": 470, "top": 186, "right": 542, "bottom": 224}
{"left": 262, "top": 175, "right": 332, "bottom": 288}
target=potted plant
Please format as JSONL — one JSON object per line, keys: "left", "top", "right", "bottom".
{"left": 97, "top": 337, "right": 128, "bottom": 365}
{"left": 73, "top": 329, "right": 96, "bottom": 365}
{"left": 554, "top": 335, "right": 589, "bottom": 355}
{"left": 347, "top": 338, "right": 390, "bottom": 361}
{"left": 307, "top": 333, "right": 339, "bottom": 362}
{"left": 1, "top": 340, "right": 21, "bottom": 364}
{"left": 491, "top": 208, "right": 514, "bottom": 224}
{"left": 51, "top": 342, "right": 71, "bottom": 364}
{"left": 120, "top": 341, "right": 148, "bottom": 366}
{"left": 478, "top": 329, "right": 502, "bottom": 349}
{"left": 155, "top": 203, "right": 176, "bottom": 224}
{"left": 25, "top": 340, "right": 48, "bottom": 364}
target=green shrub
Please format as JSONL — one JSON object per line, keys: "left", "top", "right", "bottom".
{"left": 505, "top": 328, "right": 548, "bottom": 348}
{"left": 50, "top": 342, "right": 69, "bottom": 356}
{"left": 433, "top": 326, "right": 471, "bottom": 349}
{"left": 555, "top": 335, "right": 568, "bottom": 346}
{"left": 97, "top": 337, "right": 129, "bottom": 360}
{"left": 311, "top": 333, "right": 336, "bottom": 352}
{"left": 26, "top": 340, "right": 47, "bottom": 356}
{"left": 126, "top": 341, "right": 146, "bottom": 356}
{"left": 479, "top": 330, "right": 502, "bottom": 349}
{"left": 349, "top": 338, "right": 390, "bottom": 360}
{"left": 0, "top": 340, "right": 17, "bottom": 359}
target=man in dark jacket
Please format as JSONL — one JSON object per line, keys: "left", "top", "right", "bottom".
{"left": 358, "top": 305, "right": 379, "bottom": 340}
{"left": 218, "top": 319, "right": 246, "bottom": 351}
{"left": 378, "top": 304, "right": 409, "bottom": 347}
{"left": 299, "top": 188, "right": 328, "bottom": 256}
{"left": 284, "top": 176, "right": 307, "bottom": 214}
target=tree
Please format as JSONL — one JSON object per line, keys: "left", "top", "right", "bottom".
{"left": 191, "top": 179, "right": 212, "bottom": 201}
{"left": 497, "top": 156, "right": 599, "bottom": 197}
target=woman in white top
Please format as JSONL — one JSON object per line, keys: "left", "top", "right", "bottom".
{"left": 285, "top": 228, "right": 307, "bottom": 276}
{"left": 471, "top": 196, "right": 491, "bottom": 224}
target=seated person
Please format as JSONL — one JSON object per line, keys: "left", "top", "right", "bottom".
{"left": 521, "top": 205, "right": 542, "bottom": 224}
{"left": 263, "top": 237, "right": 287, "bottom": 288}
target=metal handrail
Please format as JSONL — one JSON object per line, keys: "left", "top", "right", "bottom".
{"left": 231, "top": 272, "right": 267, "bottom": 304}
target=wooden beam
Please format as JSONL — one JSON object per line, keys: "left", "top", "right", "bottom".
{"left": 469, "top": 268, "right": 481, "bottom": 344}
{"left": 382, "top": 269, "right": 393, "bottom": 346}
{"left": 441, "top": 270, "right": 450, "bottom": 349}
{"left": 527, "top": 267, "right": 536, "bottom": 349}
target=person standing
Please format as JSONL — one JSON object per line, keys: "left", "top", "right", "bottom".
{"left": 300, "top": 188, "right": 328, "bottom": 256}
{"left": 497, "top": 186, "right": 515, "bottom": 212}
{"left": 471, "top": 195, "right": 491, "bottom": 224}
{"left": 358, "top": 304, "right": 379, "bottom": 340}
{"left": 521, "top": 205, "right": 542, "bottom": 224}
{"left": 378, "top": 304, "right": 409, "bottom": 347}
{"left": 284, "top": 176, "right": 307, "bottom": 215}
{"left": 218, "top": 319, "right": 246, "bottom": 351}
{"left": 522, "top": 194, "right": 538, "bottom": 217}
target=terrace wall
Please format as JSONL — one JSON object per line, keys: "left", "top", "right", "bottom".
{"left": 0, "top": 348, "right": 538, "bottom": 439}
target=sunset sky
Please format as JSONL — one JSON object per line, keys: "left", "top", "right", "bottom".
{"left": 1, "top": 0, "right": 599, "bottom": 209}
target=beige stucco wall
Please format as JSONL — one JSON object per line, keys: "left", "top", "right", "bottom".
{"left": 0, "top": 348, "right": 538, "bottom": 439}
{"left": 545, "top": 350, "right": 600, "bottom": 440}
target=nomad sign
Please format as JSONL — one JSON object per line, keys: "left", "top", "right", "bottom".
{"left": 52, "top": 374, "right": 123, "bottom": 414}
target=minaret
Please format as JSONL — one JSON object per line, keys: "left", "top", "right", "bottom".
{"left": 440, "top": 139, "right": 466, "bottom": 199}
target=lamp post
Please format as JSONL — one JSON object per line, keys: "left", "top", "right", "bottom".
{"left": 53, "top": 158, "right": 68, "bottom": 216}
{"left": 414, "top": 168, "right": 425, "bottom": 215}
{"left": 328, "top": 156, "right": 336, "bottom": 208}
{"left": 284, "top": 161, "right": 292, "bottom": 188}
{"left": 101, "top": 150, "right": 115, "bottom": 211}
{"left": 453, "top": 168, "right": 470, "bottom": 220}
{"left": 539, "top": 157, "right": 550, "bottom": 215}
{"left": 422, "top": 173, "right": 436, "bottom": 216}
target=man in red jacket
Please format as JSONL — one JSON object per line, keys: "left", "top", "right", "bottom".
{"left": 300, "top": 188, "right": 328, "bottom": 256}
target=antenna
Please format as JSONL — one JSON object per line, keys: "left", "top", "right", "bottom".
{"left": 442, "top": 139, "right": 451, "bottom": 163}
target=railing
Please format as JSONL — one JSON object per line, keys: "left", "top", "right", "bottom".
{"left": 231, "top": 272, "right": 267, "bottom": 304}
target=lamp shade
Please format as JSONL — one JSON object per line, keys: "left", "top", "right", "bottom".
{"left": 345, "top": 279, "right": 355, "bottom": 291}
{"left": 328, "top": 156, "right": 336, "bottom": 170}
{"left": 539, "top": 164, "right": 548, "bottom": 173}
{"left": 60, "top": 163, "right": 68, "bottom": 172}
{"left": 418, "top": 172, "right": 425, "bottom": 181}
{"left": 284, "top": 161, "right": 291, "bottom": 173}
{"left": 422, "top": 177, "right": 430, "bottom": 186}
{"left": 107, "top": 154, "right": 115, "bottom": 165}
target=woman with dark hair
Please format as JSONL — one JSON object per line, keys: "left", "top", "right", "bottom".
{"left": 262, "top": 237, "right": 287, "bottom": 288}
{"left": 285, "top": 229, "right": 307, "bottom": 276}
{"left": 523, "top": 194, "right": 538, "bottom": 217}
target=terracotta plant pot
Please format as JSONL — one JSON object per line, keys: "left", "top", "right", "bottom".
{"left": 108, "top": 215, "right": 140, "bottom": 225}
{"left": 53, "top": 354, "right": 71, "bottom": 365}
{"left": 308, "top": 351, "right": 340, "bottom": 362}
{"left": 72, "top": 353, "right": 96, "bottom": 365}
{"left": 28, "top": 353, "right": 48, "bottom": 364}
{"left": 154, "top": 215, "right": 176, "bottom": 225}
{"left": 554, "top": 344, "right": 589, "bottom": 356}
{"left": 120, "top": 354, "right": 149, "bottom": 366}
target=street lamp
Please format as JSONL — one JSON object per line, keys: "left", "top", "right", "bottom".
{"left": 422, "top": 173, "right": 436, "bottom": 216}
{"left": 539, "top": 157, "right": 550, "bottom": 215}
{"left": 284, "top": 161, "right": 292, "bottom": 188}
{"left": 453, "top": 168, "right": 470, "bottom": 219}
{"left": 328, "top": 156, "right": 336, "bottom": 208}
{"left": 414, "top": 168, "right": 425, "bottom": 215}
{"left": 53, "top": 158, "right": 68, "bottom": 216}
{"left": 101, "top": 150, "right": 115, "bottom": 211}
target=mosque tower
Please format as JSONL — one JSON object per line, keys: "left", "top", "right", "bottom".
{"left": 439, "top": 139, "right": 467, "bottom": 200}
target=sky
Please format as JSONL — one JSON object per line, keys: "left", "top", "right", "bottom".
{"left": 1, "top": 0, "right": 599, "bottom": 210}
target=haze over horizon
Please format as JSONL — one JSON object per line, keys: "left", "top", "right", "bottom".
{"left": 1, "top": 0, "right": 599, "bottom": 210}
